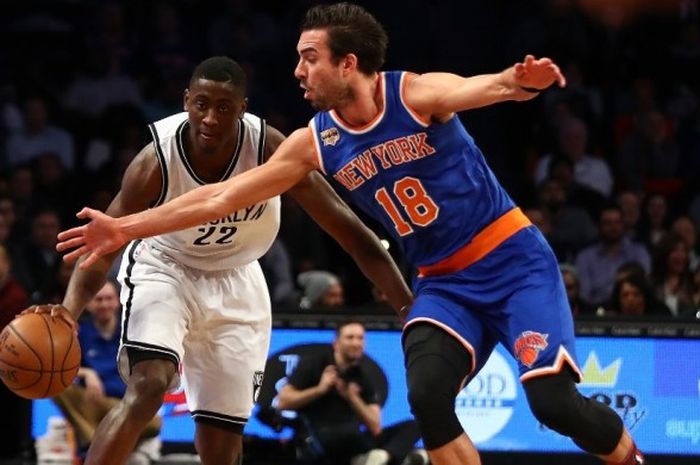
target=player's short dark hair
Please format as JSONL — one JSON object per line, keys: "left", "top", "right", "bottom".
{"left": 301, "top": 2, "right": 388, "bottom": 75}
{"left": 190, "top": 56, "right": 246, "bottom": 94}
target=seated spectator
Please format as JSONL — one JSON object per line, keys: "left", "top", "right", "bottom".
{"left": 683, "top": 267, "right": 700, "bottom": 320}
{"left": 617, "top": 191, "right": 642, "bottom": 240}
{"left": 11, "top": 208, "right": 62, "bottom": 299}
{"left": 277, "top": 320, "right": 426, "bottom": 465}
{"left": 615, "top": 261, "right": 648, "bottom": 283}
{"left": 534, "top": 116, "right": 613, "bottom": 197}
{"left": 52, "top": 280, "right": 161, "bottom": 465}
{"left": 355, "top": 285, "right": 395, "bottom": 316}
{"left": 4, "top": 95, "right": 75, "bottom": 171}
{"left": 298, "top": 270, "right": 344, "bottom": 311}
{"left": 575, "top": 205, "right": 651, "bottom": 307}
{"left": 671, "top": 216, "right": 699, "bottom": 271}
{"left": 608, "top": 274, "right": 671, "bottom": 317}
{"left": 0, "top": 243, "right": 29, "bottom": 330}
{"left": 547, "top": 156, "right": 607, "bottom": 216}
{"left": 559, "top": 264, "right": 594, "bottom": 317}
{"left": 534, "top": 179, "right": 597, "bottom": 262}
{"left": 637, "top": 193, "right": 670, "bottom": 249}
{"left": 650, "top": 232, "right": 695, "bottom": 317}
{"left": 617, "top": 109, "right": 681, "bottom": 194}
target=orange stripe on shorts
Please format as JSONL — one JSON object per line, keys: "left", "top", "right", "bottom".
{"left": 417, "top": 207, "right": 532, "bottom": 277}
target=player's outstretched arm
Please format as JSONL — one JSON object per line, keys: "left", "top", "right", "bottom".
{"left": 405, "top": 54, "right": 566, "bottom": 122}
{"left": 57, "top": 128, "right": 318, "bottom": 269}
{"left": 260, "top": 125, "right": 412, "bottom": 315}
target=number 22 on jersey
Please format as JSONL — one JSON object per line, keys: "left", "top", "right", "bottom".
{"left": 374, "top": 177, "right": 439, "bottom": 236}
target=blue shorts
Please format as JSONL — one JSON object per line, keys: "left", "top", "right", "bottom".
{"left": 405, "top": 226, "right": 581, "bottom": 382}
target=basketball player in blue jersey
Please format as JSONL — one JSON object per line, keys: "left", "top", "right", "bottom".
{"left": 57, "top": 4, "right": 645, "bottom": 465}
{"left": 29, "top": 56, "right": 411, "bottom": 465}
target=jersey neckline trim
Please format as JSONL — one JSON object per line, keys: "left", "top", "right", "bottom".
{"left": 175, "top": 119, "right": 244, "bottom": 185}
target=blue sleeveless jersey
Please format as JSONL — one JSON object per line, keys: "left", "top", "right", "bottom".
{"left": 309, "top": 71, "right": 516, "bottom": 267}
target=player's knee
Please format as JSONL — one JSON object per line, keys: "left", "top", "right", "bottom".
{"left": 528, "top": 390, "right": 578, "bottom": 434}
{"left": 406, "top": 372, "right": 450, "bottom": 419}
{"left": 124, "top": 359, "right": 175, "bottom": 419}
{"left": 524, "top": 371, "right": 583, "bottom": 436}
{"left": 403, "top": 323, "right": 472, "bottom": 449}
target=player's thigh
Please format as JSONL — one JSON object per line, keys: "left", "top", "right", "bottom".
{"left": 494, "top": 237, "right": 581, "bottom": 382}
{"left": 182, "top": 262, "right": 271, "bottom": 428}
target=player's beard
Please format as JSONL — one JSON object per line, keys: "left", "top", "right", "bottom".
{"left": 311, "top": 83, "right": 353, "bottom": 111}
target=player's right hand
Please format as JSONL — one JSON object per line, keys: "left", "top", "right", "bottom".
{"left": 57, "top": 207, "right": 128, "bottom": 270}
{"left": 20, "top": 304, "right": 78, "bottom": 334}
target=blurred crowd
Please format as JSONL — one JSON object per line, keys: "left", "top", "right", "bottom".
{"left": 1, "top": 0, "right": 700, "bottom": 320}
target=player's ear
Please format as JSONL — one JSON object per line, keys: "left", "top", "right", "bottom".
{"left": 342, "top": 53, "right": 358, "bottom": 76}
{"left": 239, "top": 97, "right": 248, "bottom": 118}
{"left": 183, "top": 88, "right": 190, "bottom": 111}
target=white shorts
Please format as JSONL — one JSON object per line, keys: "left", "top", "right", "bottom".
{"left": 116, "top": 240, "right": 271, "bottom": 429}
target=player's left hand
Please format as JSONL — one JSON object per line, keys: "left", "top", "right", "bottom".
{"left": 513, "top": 54, "right": 566, "bottom": 94}
{"left": 57, "top": 207, "right": 129, "bottom": 270}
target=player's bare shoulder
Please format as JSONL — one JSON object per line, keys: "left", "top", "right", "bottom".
{"left": 119, "top": 143, "right": 164, "bottom": 211}
{"left": 263, "top": 125, "right": 286, "bottom": 161}
{"left": 264, "top": 125, "right": 319, "bottom": 170}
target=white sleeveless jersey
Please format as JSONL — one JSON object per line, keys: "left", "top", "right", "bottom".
{"left": 143, "top": 112, "right": 280, "bottom": 271}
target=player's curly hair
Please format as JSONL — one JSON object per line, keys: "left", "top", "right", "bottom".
{"left": 301, "top": 2, "right": 388, "bottom": 75}
{"left": 190, "top": 56, "right": 246, "bottom": 94}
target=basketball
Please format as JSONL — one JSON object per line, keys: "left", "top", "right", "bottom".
{"left": 0, "top": 312, "right": 81, "bottom": 399}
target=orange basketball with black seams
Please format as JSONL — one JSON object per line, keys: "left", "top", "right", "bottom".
{"left": 0, "top": 312, "right": 81, "bottom": 399}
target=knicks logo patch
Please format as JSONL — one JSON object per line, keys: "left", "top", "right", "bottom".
{"left": 320, "top": 127, "right": 340, "bottom": 146}
{"left": 514, "top": 331, "right": 549, "bottom": 367}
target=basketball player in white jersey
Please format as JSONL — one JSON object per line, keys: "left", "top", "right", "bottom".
{"left": 30, "top": 57, "right": 411, "bottom": 465}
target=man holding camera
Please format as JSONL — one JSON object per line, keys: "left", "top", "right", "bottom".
{"left": 277, "top": 320, "right": 426, "bottom": 465}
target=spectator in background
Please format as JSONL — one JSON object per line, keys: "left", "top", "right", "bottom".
{"left": 11, "top": 209, "right": 62, "bottom": 299}
{"left": 53, "top": 281, "right": 161, "bottom": 465}
{"left": 63, "top": 47, "right": 142, "bottom": 119}
{"left": 36, "top": 259, "right": 75, "bottom": 304}
{"left": 615, "top": 261, "right": 648, "bottom": 284}
{"left": 546, "top": 156, "right": 606, "bottom": 217}
{"left": 33, "top": 153, "right": 78, "bottom": 218}
{"left": 671, "top": 216, "right": 699, "bottom": 271}
{"left": 686, "top": 267, "right": 700, "bottom": 319}
{"left": 4, "top": 95, "right": 75, "bottom": 171}
{"left": 637, "top": 193, "right": 670, "bottom": 249}
{"left": 7, "top": 166, "right": 34, "bottom": 240}
{"left": 298, "top": 270, "right": 344, "bottom": 310}
{"left": 608, "top": 274, "right": 670, "bottom": 317}
{"left": 575, "top": 205, "right": 651, "bottom": 307}
{"left": 617, "top": 109, "right": 681, "bottom": 194}
{"left": 0, "top": 194, "right": 20, "bottom": 247}
{"left": 650, "top": 232, "right": 695, "bottom": 317}
{"left": 534, "top": 116, "right": 613, "bottom": 197}
{"left": 617, "top": 191, "right": 642, "bottom": 240}
{"left": 0, "top": 243, "right": 29, "bottom": 330}
{"left": 0, "top": 245, "right": 31, "bottom": 462}
{"left": 535, "top": 178, "right": 597, "bottom": 263}
{"left": 277, "top": 320, "right": 425, "bottom": 465}
{"left": 559, "top": 263, "right": 594, "bottom": 317}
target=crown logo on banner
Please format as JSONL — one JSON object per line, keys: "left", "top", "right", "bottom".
{"left": 580, "top": 352, "right": 622, "bottom": 388}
